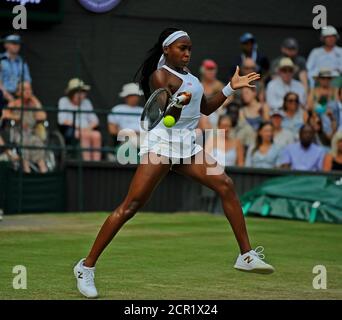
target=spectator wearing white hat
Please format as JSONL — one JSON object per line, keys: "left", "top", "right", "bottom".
{"left": 270, "top": 38, "right": 308, "bottom": 92}
{"left": 58, "top": 78, "right": 101, "bottom": 161}
{"left": 307, "top": 26, "right": 342, "bottom": 88}
{"left": 266, "top": 57, "right": 306, "bottom": 111}
{"left": 107, "top": 83, "right": 143, "bottom": 151}
{"left": 0, "top": 34, "right": 31, "bottom": 102}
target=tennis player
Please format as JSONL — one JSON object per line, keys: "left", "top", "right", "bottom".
{"left": 74, "top": 28, "right": 275, "bottom": 298}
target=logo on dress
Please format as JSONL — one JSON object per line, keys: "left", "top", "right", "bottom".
{"left": 187, "top": 82, "right": 193, "bottom": 86}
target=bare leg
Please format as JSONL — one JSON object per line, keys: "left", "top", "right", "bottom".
{"left": 90, "top": 131, "right": 102, "bottom": 161}
{"left": 84, "top": 153, "right": 171, "bottom": 267}
{"left": 77, "top": 130, "right": 91, "bottom": 161}
{"left": 37, "top": 159, "right": 48, "bottom": 173}
{"left": 173, "top": 150, "right": 252, "bottom": 254}
{"left": 22, "top": 160, "right": 31, "bottom": 173}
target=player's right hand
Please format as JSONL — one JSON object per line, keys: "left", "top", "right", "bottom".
{"left": 177, "top": 91, "right": 192, "bottom": 105}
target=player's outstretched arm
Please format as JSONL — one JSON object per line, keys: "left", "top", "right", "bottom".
{"left": 201, "top": 66, "right": 260, "bottom": 116}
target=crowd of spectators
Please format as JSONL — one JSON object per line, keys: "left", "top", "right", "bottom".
{"left": 1, "top": 25, "right": 342, "bottom": 173}
{"left": 201, "top": 26, "right": 342, "bottom": 172}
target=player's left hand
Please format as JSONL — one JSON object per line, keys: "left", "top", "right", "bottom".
{"left": 230, "top": 66, "right": 260, "bottom": 90}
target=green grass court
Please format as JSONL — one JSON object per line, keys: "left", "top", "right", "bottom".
{"left": 0, "top": 212, "right": 341, "bottom": 300}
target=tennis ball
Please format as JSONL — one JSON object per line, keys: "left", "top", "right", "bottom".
{"left": 163, "top": 115, "right": 176, "bottom": 127}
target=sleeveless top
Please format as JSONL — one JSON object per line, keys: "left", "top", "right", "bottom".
{"left": 313, "top": 88, "right": 335, "bottom": 115}
{"left": 242, "top": 105, "right": 264, "bottom": 131}
{"left": 140, "top": 65, "right": 204, "bottom": 160}
{"left": 282, "top": 109, "right": 304, "bottom": 133}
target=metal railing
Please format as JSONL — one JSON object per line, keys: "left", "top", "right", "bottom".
{"left": 0, "top": 105, "right": 142, "bottom": 212}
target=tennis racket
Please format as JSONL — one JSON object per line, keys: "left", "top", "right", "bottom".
{"left": 140, "top": 88, "right": 189, "bottom": 131}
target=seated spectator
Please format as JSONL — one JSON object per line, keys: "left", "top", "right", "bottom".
{"left": 0, "top": 134, "right": 19, "bottom": 162}
{"left": 58, "top": 78, "right": 101, "bottom": 161}
{"left": 229, "top": 33, "right": 270, "bottom": 80}
{"left": 239, "top": 87, "right": 269, "bottom": 131}
{"left": 279, "top": 124, "right": 327, "bottom": 171}
{"left": 307, "top": 68, "right": 338, "bottom": 139}
{"left": 107, "top": 83, "right": 143, "bottom": 149}
{"left": 0, "top": 86, "right": 5, "bottom": 119}
{"left": 4, "top": 82, "right": 47, "bottom": 173}
{"left": 281, "top": 92, "right": 308, "bottom": 138}
{"left": 270, "top": 38, "right": 308, "bottom": 92}
{"left": 245, "top": 122, "right": 281, "bottom": 168}
{"left": 307, "top": 26, "right": 342, "bottom": 88}
{"left": 205, "top": 115, "right": 244, "bottom": 167}
{"left": 234, "top": 57, "right": 265, "bottom": 104}
{"left": 335, "top": 87, "right": 342, "bottom": 132}
{"left": 0, "top": 34, "right": 31, "bottom": 102}
{"left": 198, "top": 59, "right": 228, "bottom": 130}
{"left": 308, "top": 111, "right": 331, "bottom": 149}
{"left": 266, "top": 57, "right": 306, "bottom": 111}
{"left": 323, "top": 131, "right": 342, "bottom": 171}
{"left": 270, "top": 109, "right": 295, "bottom": 148}
{"left": 226, "top": 102, "right": 256, "bottom": 148}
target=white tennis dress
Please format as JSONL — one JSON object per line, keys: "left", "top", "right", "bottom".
{"left": 140, "top": 65, "right": 204, "bottom": 162}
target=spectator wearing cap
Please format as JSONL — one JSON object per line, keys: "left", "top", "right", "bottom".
{"left": 270, "top": 38, "right": 308, "bottom": 92}
{"left": 307, "top": 26, "right": 342, "bottom": 88}
{"left": 107, "top": 83, "right": 143, "bottom": 153}
{"left": 58, "top": 78, "right": 101, "bottom": 161}
{"left": 279, "top": 124, "right": 327, "bottom": 171}
{"left": 0, "top": 34, "right": 31, "bottom": 102}
{"left": 198, "top": 59, "right": 228, "bottom": 130}
{"left": 270, "top": 109, "right": 295, "bottom": 148}
{"left": 266, "top": 57, "right": 306, "bottom": 111}
{"left": 229, "top": 32, "right": 270, "bottom": 80}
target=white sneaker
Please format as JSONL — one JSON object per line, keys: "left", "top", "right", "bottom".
{"left": 73, "top": 258, "right": 98, "bottom": 298}
{"left": 234, "top": 246, "right": 275, "bottom": 274}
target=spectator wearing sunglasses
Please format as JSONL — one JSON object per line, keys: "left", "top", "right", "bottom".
{"left": 281, "top": 92, "right": 308, "bottom": 140}
{"left": 266, "top": 57, "right": 306, "bottom": 111}
{"left": 270, "top": 38, "right": 308, "bottom": 92}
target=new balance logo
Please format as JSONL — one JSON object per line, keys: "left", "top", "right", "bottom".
{"left": 244, "top": 256, "right": 254, "bottom": 264}
{"left": 77, "top": 271, "right": 83, "bottom": 279}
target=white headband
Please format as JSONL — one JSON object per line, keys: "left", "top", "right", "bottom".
{"left": 157, "top": 30, "right": 189, "bottom": 69}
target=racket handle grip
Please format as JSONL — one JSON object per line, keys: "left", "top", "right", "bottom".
{"left": 175, "top": 94, "right": 187, "bottom": 104}
{"left": 175, "top": 92, "right": 191, "bottom": 105}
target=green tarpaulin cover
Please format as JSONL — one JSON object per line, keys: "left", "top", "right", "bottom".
{"left": 241, "top": 175, "right": 342, "bottom": 224}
